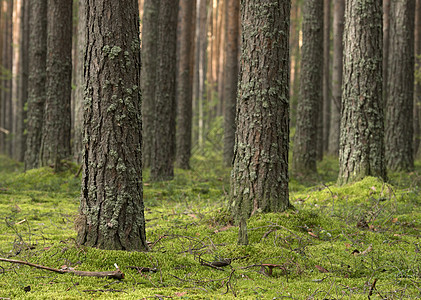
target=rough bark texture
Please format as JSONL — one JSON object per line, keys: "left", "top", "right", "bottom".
{"left": 292, "top": 0, "right": 323, "bottom": 174}
{"left": 176, "top": 0, "right": 194, "bottom": 169}
{"left": 15, "top": 0, "right": 29, "bottom": 162}
{"left": 25, "top": 0, "right": 47, "bottom": 170}
{"left": 141, "top": 0, "right": 158, "bottom": 168}
{"left": 413, "top": 0, "right": 421, "bottom": 156}
{"left": 385, "top": 0, "right": 415, "bottom": 171}
{"left": 328, "top": 0, "right": 344, "bottom": 155}
{"left": 230, "top": 0, "right": 290, "bottom": 244}
{"left": 150, "top": 0, "right": 179, "bottom": 181}
{"left": 322, "top": 0, "right": 331, "bottom": 154}
{"left": 223, "top": 0, "right": 239, "bottom": 167}
{"left": 77, "top": 0, "right": 147, "bottom": 251}
{"left": 40, "top": 0, "right": 72, "bottom": 170}
{"left": 1, "top": 0, "right": 13, "bottom": 156}
{"left": 73, "top": 0, "right": 86, "bottom": 164}
{"left": 338, "top": 0, "right": 386, "bottom": 185}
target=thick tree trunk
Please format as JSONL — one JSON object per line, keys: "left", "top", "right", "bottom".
{"left": 328, "top": 0, "right": 344, "bottom": 155}
{"left": 383, "top": 0, "right": 390, "bottom": 102}
{"left": 222, "top": 0, "right": 239, "bottom": 166}
{"left": 141, "top": 0, "right": 159, "bottom": 168}
{"left": 40, "top": 0, "right": 72, "bottom": 170}
{"left": 25, "top": 0, "right": 47, "bottom": 170}
{"left": 338, "top": 0, "right": 386, "bottom": 185}
{"left": 293, "top": 0, "right": 323, "bottom": 174}
{"left": 230, "top": 0, "right": 290, "bottom": 245}
{"left": 176, "top": 0, "right": 194, "bottom": 170}
{"left": 77, "top": 0, "right": 147, "bottom": 251}
{"left": 385, "top": 0, "right": 416, "bottom": 171}
{"left": 150, "top": 0, "right": 179, "bottom": 181}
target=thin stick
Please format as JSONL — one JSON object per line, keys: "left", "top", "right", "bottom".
{"left": 0, "top": 257, "right": 124, "bottom": 279}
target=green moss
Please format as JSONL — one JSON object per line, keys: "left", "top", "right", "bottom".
{"left": 0, "top": 154, "right": 420, "bottom": 299}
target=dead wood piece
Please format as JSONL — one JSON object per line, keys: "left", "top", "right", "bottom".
{"left": 0, "top": 257, "right": 124, "bottom": 279}
{"left": 126, "top": 266, "right": 157, "bottom": 273}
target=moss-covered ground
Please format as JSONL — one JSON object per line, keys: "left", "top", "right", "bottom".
{"left": 0, "top": 154, "right": 420, "bottom": 299}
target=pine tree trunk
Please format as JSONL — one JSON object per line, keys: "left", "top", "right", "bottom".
{"left": 40, "top": 0, "right": 72, "bottom": 170}
{"left": 328, "top": 0, "right": 344, "bottom": 155}
{"left": 383, "top": 0, "right": 390, "bottom": 102}
{"left": 293, "top": 0, "right": 323, "bottom": 174}
{"left": 150, "top": 0, "right": 179, "bottom": 181}
{"left": 385, "top": 0, "right": 416, "bottom": 171}
{"left": 413, "top": 0, "right": 421, "bottom": 156}
{"left": 73, "top": 0, "right": 85, "bottom": 164}
{"left": 77, "top": 0, "right": 147, "bottom": 251}
{"left": 25, "top": 0, "right": 47, "bottom": 170}
{"left": 322, "top": 0, "right": 331, "bottom": 154}
{"left": 176, "top": 0, "right": 194, "bottom": 169}
{"left": 222, "top": 0, "right": 239, "bottom": 166}
{"left": 230, "top": 0, "right": 290, "bottom": 245}
{"left": 338, "top": 0, "right": 386, "bottom": 185}
{"left": 141, "top": 0, "right": 159, "bottom": 168}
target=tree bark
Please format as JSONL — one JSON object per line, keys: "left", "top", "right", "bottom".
{"left": 176, "top": 0, "right": 194, "bottom": 169}
{"left": 322, "top": 0, "right": 331, "bottom": 154}
{"left": 222, "top": 0, "right": 239, "bottom": 166}
{"left": 292, "top": 0, "right": 323, "bottom": 174}
{"left": 77, "top": 0, "right": 147, "bottom": 251}
{"left": 40, "top": 0, "right": 72, "bottom": 170}
{"left": 150, "top": 0, "right": 179, "bottom": 181}
{"left": 25, "top": 0, "right": 47, "bottom": 170}
{"left": 230, "top": 0, "right": 290, "bottom": 244}
{"left": 141, "top": 0, "right": 159, "bottom": 168}
{"left": 414, "top": 0, "right": 421, "bottom": 156}
{"left": 338, "top": 0, "right": 386, "bottom": 185}
{"left": 382, "top": 0, "right": 390, "bottom": 102}
{"left": 385, "top": 0, "right": 416, "bottom": 171}
{"left": 327, "top": 0, "right": 344, "bottom": 155}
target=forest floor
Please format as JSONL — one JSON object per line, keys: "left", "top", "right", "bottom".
{"left": 0, "top": 153, "right": 420, "bottom": 299}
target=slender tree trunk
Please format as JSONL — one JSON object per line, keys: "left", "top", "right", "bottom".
{"left": 290, "top": 0, "right": 301, "bottom": 129}
{"left": 383, "top": 0, "right": 390, "bottom": 102}
{"left": 73, "top": 0, "right": 85, "bottom": 164}
{"left": 385, "top": 0, "right": 416, "bottom": 171}
{"left": 293, "top": 0, "right": 323, "bottom": 174}
{"left": 222, "top": 0, "right": 239, "bottom": 166}
{"left": 230, "top": 0, "right": 290, "bottom": 245}
{"left": 328, "top": 0, "right": 344, "bottom": 155}
{"left": 414, "top": 0, "right": 421, "bottom": 156}
{"left": 176, "top": 0, "right": 194, "bottom": 169}
{"left": 77, "top": 0, "right": 147, "bottom": 251}
{"left": 40, "top": 0, "right": 72, "bottom": 170}
{"left": 25, "top": 0, "right": 47, "bottom": 170}
{"left": 322, "top": 0, "right": 331, "bottom": 154}
{"left": 14, "top": 0, "right": 29, "bottom": 162}
{"left": 141, "top": 0, "right": 159, "bottom": 168}
{"left": 150, "top": 0, "right": 179, "bottom": 181}
{"left": 1, "top": 0, "right": 13, "bottom": 156}
{"left": 338, "top": 0, "right": 386, "bottom": 185}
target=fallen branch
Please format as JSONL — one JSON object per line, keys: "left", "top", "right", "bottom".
{"left": 0, "top": 127, "right": 10, "bottom": 134}
{"left": 0, "top": 257, "right": 124, "bottom": 279}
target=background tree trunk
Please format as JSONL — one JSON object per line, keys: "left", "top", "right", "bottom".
{"left": 25, "top": 0, "right": 47, "bottom": 170}
{"left": 176, "top": 0, "right": 194, "bottom": 169}
{"left": 40, "top": 0, "right": 72, "bottom": 170}
{"left": 322, "top": 0, "right": 331, "bottom": 155}
{"left": 293, "top": 0, "right": 323, "bottom": 174}
{"left": 77, "top": 0, "right": 147, "bottom": 251}
{"left": 328, "top": 0, "right": 344, "bottom": 156}
{"left": 150, "top": 0, "right": 179, "bottom": 181}
{"left": 383, "top": 0, "right": 390, "bottom": 102}
{"left": 338, "top": 0, "right": 386, "bottom": 185}
{"left": 385, "top": 0, "right": 416, "bottom": 171}
{"left": 230, "top": 0, "right": 290, "bottom": 244}
{"left": 222, "top": 0, "right": 239, "bottom": 166}
{"left": 414, "top": 0, "right": 421, "bottom": 156}
{"left": 141, "top": 0, "right": 159, "bottom": 168}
